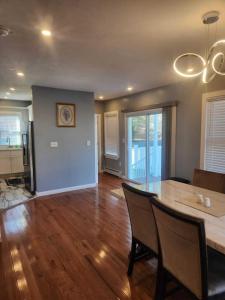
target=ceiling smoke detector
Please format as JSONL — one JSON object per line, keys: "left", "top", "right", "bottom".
{"left": 0, "top": 25, "right": 11, "bottom": 37}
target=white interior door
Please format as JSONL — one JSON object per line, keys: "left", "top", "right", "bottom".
{"left": 95, "top": 114, "right": 102, "bottom": 183}
{"left": 96, "top": 115, "right": 102, "bottom": 171}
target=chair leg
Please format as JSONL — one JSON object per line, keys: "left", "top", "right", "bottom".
{"left": 127, "top": 237, "right": 136, "bottom": 276}
{"left": 154, "top": 260, "right": 167, "bottom": 300}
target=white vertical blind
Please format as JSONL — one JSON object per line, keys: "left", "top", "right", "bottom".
{"left": 104, "top": 111, "right": 119, "bottom": 159}
{"left": 204, "top": 97, "right": 225, "bottom": 173}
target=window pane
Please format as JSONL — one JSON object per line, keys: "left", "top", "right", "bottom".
{"left": 148, "top": 113, "right": 162, "bottom": 181}
{"left": 0, "top": 115, "right": 21, "bottom": 146}
{"left": 128, "top": 115, "right": 147, "bottom": 183}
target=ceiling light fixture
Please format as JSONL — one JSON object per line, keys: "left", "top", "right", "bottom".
{"left": 187, "top": 68, "right": 194, "bottom": 73}
{"left": 127, "top": 86, "right": 133, "bottom": 91}
{"left": 17, "top": 72, "right": 24, "bottom": 77}
{"left": 10, "top": 87, "right": 15, "bottom": 91}
{"left": 173, "top": 53, "right": 206, "bottom": 78}
{"left": 41, "top": 30, "right": 52, "bottom": 37}
{"left": 99, "top": 96, "right": 104, "bottom": 100}
{"left": 6, "top": 92, "right": 10, "bottom": 95}
{"left": 173, "top": 11, "right": 225, "bottom": 83}
{"left": 212, "top": 50, "right": 225, "bottom": 75}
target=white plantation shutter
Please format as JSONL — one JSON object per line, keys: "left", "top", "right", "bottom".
{"left": 204, "top": 97, "right": 225, "bottom": 173}
{"left": 104, "top": 111, "right": 119, "bottom": 159}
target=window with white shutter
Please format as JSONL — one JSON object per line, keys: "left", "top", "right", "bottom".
{"left": 104, "top": 111, "right": 119, "bottom": 159}
{"left": 201, "top": 92, "right": 225, "bottom": 174}
{"left": 0, "top": 113, "right": 21, "bottom": 146}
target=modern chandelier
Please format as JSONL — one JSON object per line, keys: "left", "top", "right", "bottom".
{"left": 173, "top": 11, "right": 225, "bottom": 83}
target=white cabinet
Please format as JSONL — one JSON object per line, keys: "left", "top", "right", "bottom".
{"left": 0, "top": 151, "right": 11, "bottom": 174}
{"left": 11, "top": 150, "right": 24, "bottom": 173}
{"left": 0, "top": 149, "right": 24, "bottom": 175}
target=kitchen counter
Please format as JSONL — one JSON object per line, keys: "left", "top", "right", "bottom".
{"left": 0, "top": 148, "right": 23, "bottom": 151}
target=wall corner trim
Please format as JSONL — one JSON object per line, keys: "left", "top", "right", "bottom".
{"left": 36, "top": 183, "right": 96, "bottom": 197}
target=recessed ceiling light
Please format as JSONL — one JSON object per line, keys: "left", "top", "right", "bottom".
{"left": 41, "top": 30, "right": 52, "bottom": 37}
{"left": 10, "top": 87, "right": 15, "bottom": 91}
{"left": 99, "top": 96, "right": 104, "bottom": 100}
{"left": 17, "top": 72, "right": 24, "bottom": 77}
{"left": 127, "top": 86, "right": 133, "bottom": 91}
{"left": 6, "top": 92, "right": 10, "bottom": 95}
{"left": 4, "top": 96, "right": 8, "bottom": 99}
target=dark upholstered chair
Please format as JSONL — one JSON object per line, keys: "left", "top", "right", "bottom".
{"left": 151, "top": 197, "right": 225, "bottom": 300}
{"left": 193, "top": 168, "right": 225, "bottom": 193}
{"left": 122, "top": 182, "right": 158, "bottom": 276}
{"left": 169, "top": 177, "right": 190, "bottom": 184}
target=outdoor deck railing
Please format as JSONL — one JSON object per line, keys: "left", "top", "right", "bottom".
{"left": 128, "top": 145, "right": 161, "bottom": 181}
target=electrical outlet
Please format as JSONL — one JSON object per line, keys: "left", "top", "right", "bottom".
{"left": 50, "top": 141, "right": 58, "bottom": 148}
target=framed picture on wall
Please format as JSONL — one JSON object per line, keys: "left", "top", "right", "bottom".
{"left": 56, "top": 103, "right": 76, "bottom": 127}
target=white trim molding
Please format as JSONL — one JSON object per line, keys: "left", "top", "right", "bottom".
{"left": 95, "top": 113, "right": 102, "bottom": 176}
{"left": 36, "top": 183, "right": 96, "bottom": 197}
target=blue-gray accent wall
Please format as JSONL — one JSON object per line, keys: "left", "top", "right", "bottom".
{"left": 32, "top": 86, "right": 95, "bottom": 193}
{"left": 101, "top": 77, "right": 225, "bottom": 181}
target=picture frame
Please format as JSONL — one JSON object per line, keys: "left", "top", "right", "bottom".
{"left": 56, "top": 103, "right": 76, "bottom": 127}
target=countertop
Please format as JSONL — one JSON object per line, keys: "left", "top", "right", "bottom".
{"left": 0, "top": 148, "right": 23, "bottom": 151}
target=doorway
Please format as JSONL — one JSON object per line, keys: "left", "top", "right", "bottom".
{"left": 0, "top": 107, "right": 34, "bottom": 209}
{"left": 95, "top": 114, "right": 102, "bottom": 182}
{"left": 126, "top": 109, "right": 162, "bottom": 184}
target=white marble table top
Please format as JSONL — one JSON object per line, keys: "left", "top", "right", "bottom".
{"left": 132, "top": 180, "right": 225, "bottom": 255}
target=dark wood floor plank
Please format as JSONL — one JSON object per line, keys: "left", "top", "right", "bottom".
{"left": 0, "top": 173, "right": 193, "bottom": 300}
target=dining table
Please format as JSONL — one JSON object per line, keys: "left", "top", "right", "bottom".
{"left": 130, "top": 180, "right": 225, "bottom": 256}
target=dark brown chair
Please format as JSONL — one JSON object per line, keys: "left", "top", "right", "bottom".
{"left": 193, "top": 168, "right": 225, "bottom": 193}
{"left": 151, "top": 196, "right": 225, "bottom": 300}
{"left": 122, "top": 182, "right": 158, "bottom": 276}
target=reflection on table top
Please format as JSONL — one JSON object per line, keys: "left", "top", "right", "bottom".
{"left": 132, "top": 180, "right": 225, "bottom": 255}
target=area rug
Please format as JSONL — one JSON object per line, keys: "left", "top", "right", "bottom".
{"left": 0, "top": 179, "right": 32, "bottom": 210}
{"left": 111, "top": 188, "right": 125, "bottom": 199}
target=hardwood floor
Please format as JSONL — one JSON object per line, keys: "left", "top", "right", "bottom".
{"left": 0, "top": 173, "right": 192, "bottom": 300}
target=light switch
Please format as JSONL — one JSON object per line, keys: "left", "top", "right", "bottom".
{"left": 50, "top": 141, "right": 58, "bottom": 148}
{"left": 86, "top": 140, "right": 91, "bottom": 146}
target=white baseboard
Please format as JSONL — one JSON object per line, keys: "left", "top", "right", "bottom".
{"left": 36, "top": 183, "right": 96, "bottom": 197}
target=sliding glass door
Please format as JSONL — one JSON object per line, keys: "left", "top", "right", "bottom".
{"left": 127, "top": 114, "right": 147, "bottom": 183}
{"left": 127, "top": 110, "right": 162, "bottom": 184}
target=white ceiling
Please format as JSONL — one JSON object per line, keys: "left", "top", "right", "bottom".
{"left": 0, "top": 0, "right": 225, "bottom": 101}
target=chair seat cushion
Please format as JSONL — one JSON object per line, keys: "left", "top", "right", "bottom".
{"left": 208, "top": 247, "right": 225, "bottom": 298}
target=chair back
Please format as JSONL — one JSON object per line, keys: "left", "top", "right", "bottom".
{"left": 193, "top": 168, "right": 225, "bottom": 193}
{"left": 122, "top": 183, "right": 158, "bottom": 254}
{"left": 151, "top": 197, "right": 208, "bottom": 299}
